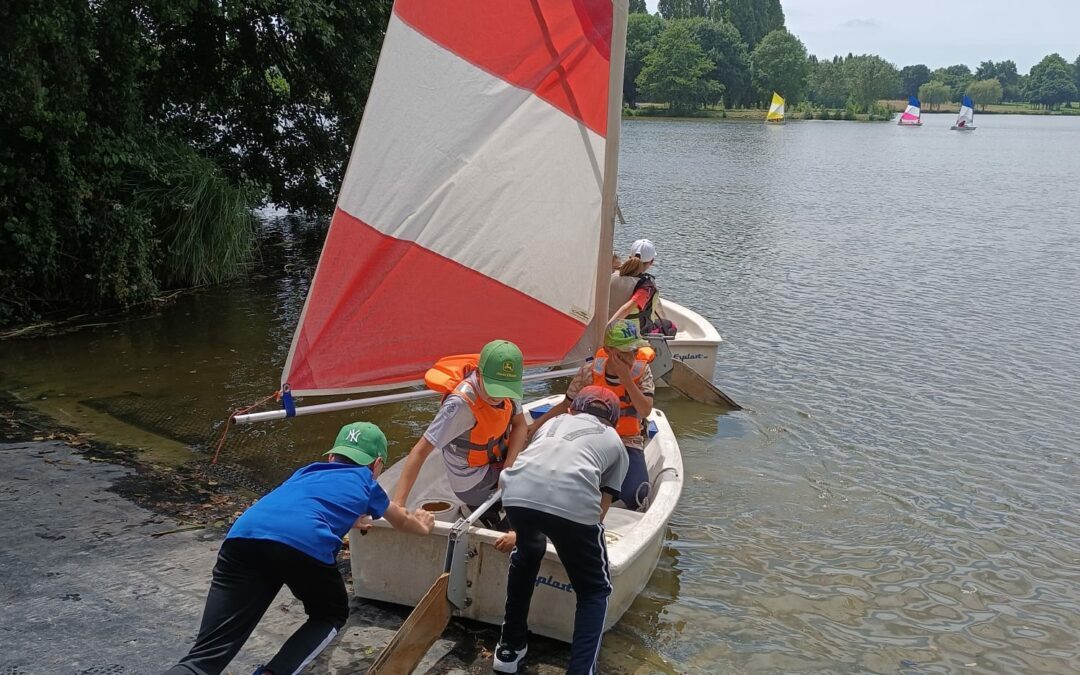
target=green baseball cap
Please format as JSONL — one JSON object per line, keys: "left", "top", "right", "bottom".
{"left": 604, "top": 320, "right": 649, "bottom": 352}
{"left": 477, "top": 339, "right": 524, "bottom": 400}
{"left": 324, "top": 422, "right": 388, "bottom": 466}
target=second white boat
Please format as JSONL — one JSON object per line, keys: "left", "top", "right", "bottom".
{"left": 658, "top": 298, "right": 723, "bottom": 385}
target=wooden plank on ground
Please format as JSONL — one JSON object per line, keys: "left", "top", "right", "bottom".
{"left": 367, "top": 572, "right": 453, "bottom": 675}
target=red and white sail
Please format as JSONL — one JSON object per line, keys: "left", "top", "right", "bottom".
{"left": 282, "top": 1, "right": 626, "bottom": 396}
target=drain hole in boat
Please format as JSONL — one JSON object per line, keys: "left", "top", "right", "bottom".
{"left": 419, "top": 500, "right": 460, "bottom": 522}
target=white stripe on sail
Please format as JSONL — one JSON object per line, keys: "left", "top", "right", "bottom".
{"left": 337, "top": 15, "right": 607, "bottom": 320}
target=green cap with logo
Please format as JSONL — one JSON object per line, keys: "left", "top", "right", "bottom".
{"left": 324, "top": 422, "right": 388, "bottom": 466}
{"left": 477, "top": 339, "right": 524, "bottom": 400}
{"left": 604, "top": 320, "right": 649, "bottom": 352}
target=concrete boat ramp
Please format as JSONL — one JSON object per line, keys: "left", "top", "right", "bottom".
{"left": 0, "top": 441, "right": 565, "bottom": 675}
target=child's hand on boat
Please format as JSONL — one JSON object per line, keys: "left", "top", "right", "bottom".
{"left": 354, "top": 515, "right": 374, "bottom": 536}
{"left": 495, "top": 530, "right": 517, "bottom": 553}
{"left": 412, "top": 507, "right": 436, "bottom": 535}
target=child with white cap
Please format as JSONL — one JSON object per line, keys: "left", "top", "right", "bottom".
{"left": 608, "top": 238, "right": 676, "bottom": 336}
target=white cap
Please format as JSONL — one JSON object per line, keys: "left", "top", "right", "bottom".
{"left": 630, "top": 238, "right": 656, "bottom": 263}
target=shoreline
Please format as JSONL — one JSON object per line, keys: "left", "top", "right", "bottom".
{"left": 624, "top": 108, "right": 890, "bottom": 122}
{"left": 625, "top": 102, "right": 1080, "bottom": 122}
{"left": 0, "top": 395, "right": 656, "bottom": 673}
{"left": 879, "top": 99, "right": 1080, "bottom": 116}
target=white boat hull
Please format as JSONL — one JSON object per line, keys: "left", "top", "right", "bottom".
{"left": 951, "top": 126, "right": 976, "bottom": 131}
{"left": 659, "top": 299, "right": 722, "bottom": 386}
{"left": 350, "top": 395, "right": 684, "bottom": 642}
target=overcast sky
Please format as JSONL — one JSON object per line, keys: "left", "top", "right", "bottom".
{"left": 644, "top": 0, "right": 1079, "bottom": 72}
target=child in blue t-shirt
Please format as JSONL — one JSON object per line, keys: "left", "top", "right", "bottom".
{"left": 166, "top": 422, "right": 434, "bottom": 675}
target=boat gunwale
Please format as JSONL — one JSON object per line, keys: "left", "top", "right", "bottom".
{"left": 356, "top": 397, "right": 683, "bottom": 576}
{"left": 662, "top": 299, "right": 723, "bottom": 344}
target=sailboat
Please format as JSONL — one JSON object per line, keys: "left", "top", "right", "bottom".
{"left": 951, "top": 95, "right": 977, "bottom": 131}
{"left": 766, "top": 91, "right": 785, "bottom": 123}
{"left": 898, "top": 96, "right": 923, "bottom": 126}
{"left": 251, "top": 0, "right": 683, "bottom": 643}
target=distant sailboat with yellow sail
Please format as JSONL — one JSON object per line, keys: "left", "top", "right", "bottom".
{"left": 766, "top": 92, "right": 785, "bottom": 123}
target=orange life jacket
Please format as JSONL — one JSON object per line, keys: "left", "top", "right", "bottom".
{"left": 590, "top": 347, "right": 655, "bottom": 438}
{"left": 425, "top": 354, "right": 512, "bottom": 468}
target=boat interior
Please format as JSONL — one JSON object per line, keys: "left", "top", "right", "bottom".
{"left": 375, "top": 400, "right": 668, "bottom": 540}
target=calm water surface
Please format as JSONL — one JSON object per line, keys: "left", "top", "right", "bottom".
{"left": 3, "top": 115, "right": 1079, "bottom": 673}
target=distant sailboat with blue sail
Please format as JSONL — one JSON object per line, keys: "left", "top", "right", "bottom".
{"left": 898, "top": 96, "right": 923, "bottom": 126}
{"left": 951, "top": 95, "right": 976, "bottom": 131}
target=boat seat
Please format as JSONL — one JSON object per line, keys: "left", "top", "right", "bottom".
{"left": 528, "top": 403, "right": 658, "bottom": 438}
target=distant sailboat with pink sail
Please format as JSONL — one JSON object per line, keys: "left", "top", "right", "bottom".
{"left": 898, "top": 96, "right": 923, "bottom": 126}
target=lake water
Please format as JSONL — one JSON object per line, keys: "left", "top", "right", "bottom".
{"left": 3, "top": 114, "right": 1079, "bottom": 673}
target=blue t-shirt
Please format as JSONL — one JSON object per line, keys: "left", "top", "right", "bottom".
{"left": 227, "top": 462, "right": 390, "bottom": 564}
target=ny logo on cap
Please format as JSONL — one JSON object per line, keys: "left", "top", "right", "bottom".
{"left": 347, "top": 428, "right": 362, "bottom": 443}
{"left": 500, "top": 360, "right": 516, "bottom": 376}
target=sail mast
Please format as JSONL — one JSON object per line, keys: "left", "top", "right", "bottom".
{"left": 589, "top": 0, "right": 629, "bottom": 348}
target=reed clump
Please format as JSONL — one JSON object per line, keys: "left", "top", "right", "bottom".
{"left": 138, "top": 144, "right": 258, "bottom": 289}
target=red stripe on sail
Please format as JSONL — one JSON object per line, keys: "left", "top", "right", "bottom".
{"left": 394, "top": 0, "right": 612, "bottom": 137}
{"left": 285, "top": 208, "right": 586, "bottom": 393}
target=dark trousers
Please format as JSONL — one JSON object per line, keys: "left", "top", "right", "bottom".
{"left": 500, "top": 507, "right": 612, "bottom": 675}
{"left": 620, "top": 446, "right": 650, "bottom": 510}
{"left": 164, "top": 538, "right": 348, "bottom": 675}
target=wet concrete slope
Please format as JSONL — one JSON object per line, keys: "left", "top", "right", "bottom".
{"left": 0, "top": 441, "right": 306, "bottom": 674}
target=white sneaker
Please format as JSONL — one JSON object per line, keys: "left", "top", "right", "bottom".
{"left": 492, "top": 642, "right": 528, "bottom": 673}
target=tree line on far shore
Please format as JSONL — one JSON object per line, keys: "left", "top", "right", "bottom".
{"left": 628, "top": 0, "right": 1080, "bottom": 115}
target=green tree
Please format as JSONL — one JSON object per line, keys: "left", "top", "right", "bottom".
{"left": 996, "top": 60, "right": 1021, "bottom": 100}
{"left": 721, "top": 0, "right": 784, "bottom": 47}
{"left": 624, "top": 12, "right": 664, "bottom": 107}
{"left": 0, "top": 0, "right": 393, "bottom": 325}
{"left": 750, "top": 29, "right": 809, "bottom": 105}
{"left": 808, "top": 55, "right": 849, "bottom": 108}
{"left": 147, "top": 0, "right": 392, "bottom": 214}
{"left": 629, "top": 0, "right": 648, "bottom": 12}
{"left": 966, "top": 78, "right": 1003, "bottom": 110}
{"left": 684, "top": 17, "right": 752, "bottom": 107}
{"left": 657, "top": 0, "right": 710, "bottom": 19}
{"left": 1016, "top": 73, "right": 1031, "bottom": 102}
{"left": 899, "top": 64, "right": 931, "bottom": 98}
{"left": 932, "top": 64, "right": 974, "bottom": 100}
{"left": 636, "top": 21, "right": 721, "bottom": 112}
{"left": 974, "top": 60, "right": 995, "bottom": 80}
{"left": 1, "top": 0, "right": 155, "bottom": 321}
{"left": 1026, "top": 54, "right": 1077, "bottom": 109}
{"left": 975, "top": 59, "right": 1020, "bottom": 100}
{"left": 844, "top": 55, "right": 900, "bottom": 111}
{"left": 1074, "top": 55, "right": 1080, "bottom": 100}
{"left": 918, "top": 80, "right": 951, "bottom": 111}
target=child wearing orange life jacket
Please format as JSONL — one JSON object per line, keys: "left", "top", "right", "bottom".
{"left": 393, "top": 340, "right": 528, "bottom": 532}
{"left": 528, "top": 320, "right": 655, "bottom": 510}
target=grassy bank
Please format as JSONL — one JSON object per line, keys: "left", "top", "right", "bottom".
{"left": 624, "top": 99, "right": 1080, "bottom": 123}
{"left": 625, "top": 102, "right": 892, "bottom": 122}
{"left": 881, "top": 99, "right": 1080, "bottom": 115}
